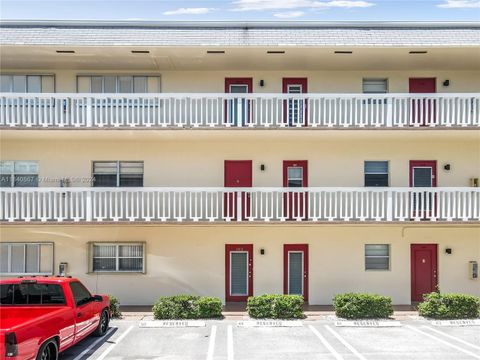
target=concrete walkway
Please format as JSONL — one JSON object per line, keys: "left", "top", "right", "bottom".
{"left": 119, "top": 304, "right": 419, "bottom": 320}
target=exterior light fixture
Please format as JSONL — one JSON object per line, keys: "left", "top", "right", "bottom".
{"left": 444, "top": 164, "right": 451, "bottom": 171}
{"left": 260, "top": 248, "right": 265, "bottom": 255}
{"left": 260, "top": 164, "right": 266, "bottom": 171}
{"left": 445, "top": 248, "right": 452, "bottom": 255}
{"left": 259, "top": 80, "right": 265, "bottom": 87}
{"left": 56, "top": 50, "right": 75, "bottom": 54}
{"left": 443, "top": 80, "right": 450, "bottom": 87}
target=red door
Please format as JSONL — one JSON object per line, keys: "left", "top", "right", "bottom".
{"left": 283, "top": 78, "right": 308, "bottom": 126}
{"left": 409, "top": 160, "right": 437, "bottom": 218}
{"left": 409, "top": 78, "right": 436, "bottom": 126}
{"left": 224, "top": 160, "right": 252, "bottom": 220}
{"left": 284, "top": 244, "right": 308, "bottom": 302}
{"left": 225, "top": 78, "right": 253, "bottom": 126}
{"left": 411, "top": 244, "right": 438, "bottom": 302}
{"left": 283, "top": 161, "right": 308, "bottom": 220}
{"left": 226, "top": 244, "right": 253, "bottom": 302}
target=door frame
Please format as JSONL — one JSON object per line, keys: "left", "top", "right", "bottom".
{"left": 283, "top": 244, "right": 309, "bottom": 302}
{"left": 410, "top": 244, "right": 438, "bottom": 302}
{"left": 282, "top": 78, "right": 308, "bottom": 126}
{"left": 224, "top": 160, "right": 253, "bottom": 220}
{"left": 409, "top": 160, "right": 437, "bottom": 187}
{"left": 224, "top": 78, "right": 253, "bottom": 126}
{"left": 283, "top": 160, "right": 308, "bottom": 220}
{"left": 225, "top": 244, "right": 253, "bottom": 302}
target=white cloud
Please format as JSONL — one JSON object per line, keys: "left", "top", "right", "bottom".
{"left": 437, "top": 0, "right": 480, "bottom": 8}
{"left": 273, "top": 11, "right": 306, "bottom": 18}
{"left": 232, "top": 0, "right": 375, "bottom": 11}
{"left": 163, "top": 7, "right": 214, "bottom": 15}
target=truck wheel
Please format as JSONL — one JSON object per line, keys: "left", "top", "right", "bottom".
{"left": 36, "top": 339, "right": 58, "bottom": 360}
{"left": 93, "top": 309, "right": 110, "bottom": 337}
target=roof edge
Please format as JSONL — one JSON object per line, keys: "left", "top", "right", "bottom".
{"left": 1, "top": 20, "right": 480, "bottom": 28}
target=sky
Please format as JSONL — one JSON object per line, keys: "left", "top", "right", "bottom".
{"left": 0, "top": 0, "right": 479, "bottom": 21}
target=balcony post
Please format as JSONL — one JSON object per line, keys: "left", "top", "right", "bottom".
{"left": 386, "top": 190, "right": 393, "bottom": 221}
{"left": 236, "top": 192, "right": 242, "bottom": 222}
{"left": 386, "top": 97, "right": 393, "bottom": 127}
{"left": 86, "top": 191, "right": 93, "bottom": 221}
{"left": 86, "top": 97, "right": 93, "bottom": 127}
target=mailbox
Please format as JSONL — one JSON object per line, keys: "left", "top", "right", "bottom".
{"left": 469, "top": 261, "right": 478, "bottom": 279}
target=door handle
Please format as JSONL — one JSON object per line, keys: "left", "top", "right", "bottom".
{"left": 77, "top": 312, "right": 82, "bottom": 318}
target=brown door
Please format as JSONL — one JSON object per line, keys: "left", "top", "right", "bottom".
{"left": 411, "top": 244, "right": 438, "bottom": 302}
{"left": 224, "top": 160, "right": 252, "bottom": 220}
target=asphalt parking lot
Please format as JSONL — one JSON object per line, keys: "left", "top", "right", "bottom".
{"left": 59, "top": 318, "right": 480, "bottom": 360}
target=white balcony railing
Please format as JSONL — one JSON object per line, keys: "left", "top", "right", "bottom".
{"left": 1, "top": 93, "right": 479, "bottom": 129}
{"left": 1, "top": 187, "right": 478, "bottom": 223}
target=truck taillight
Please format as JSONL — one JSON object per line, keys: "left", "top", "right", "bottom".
{"left": 5, "top": 332, "right": 18, "bottom": 357}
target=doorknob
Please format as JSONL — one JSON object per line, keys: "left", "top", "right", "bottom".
{"left": 77, "top": 312, "right": 82, "bottom": 318}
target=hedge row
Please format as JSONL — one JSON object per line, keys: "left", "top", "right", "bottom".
{"left": 110, "top": 291, "right": 480, "bottom": 320}
{"left": 152, "top": 295, "right": 223, "bottom": 319}
{"left": 418, "top": 292, "right": 480, "bottom": 319}
{"left": 247, "top": 294, "right": 304, "bottom": 319}
{"left": 333, "top": 293, "right": 394, "bottom": 319}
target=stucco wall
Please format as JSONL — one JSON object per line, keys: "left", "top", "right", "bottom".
{"left": 1, "top": 136, "right": 478, "bottom": 188}
{"left": 1, "top": 224, "right": 478, "bottom": 305}
{"left": 2, "top": 69, "right": 480, "bottom": 93}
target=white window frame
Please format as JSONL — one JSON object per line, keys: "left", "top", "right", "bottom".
{"left": 92, "top": 161, "right": 144, "bottom": 187}
{"left": 76, "top": 75, "right": 161, "bottom": 93}
{"left": 229, "top": 251, "right": 248, "bottom": 296}
{"left": 287, "top": 166, "right": 304, "bottom": 187}
{"left": 364, "top": 160, "right": 390, "bottom": 187}
{"left": 365, "top": 244, "right": 391, "bottom": 271}
{"left": 362, "top": 78, "right": 389, "bottom": 94}
{"left": 90, "top": 242, "right": 145, "bottom": 273}
{"left": 288, "top": 250, "right": 304, "bottom": 295}
{"left": 0, "top": 242, "right": 54, "bottom": 276}
{"left": 0, "top": 74, "right": 56, "bottom": 93}
{"left": 0, "top": 160, "right": 39, "bottom": 187}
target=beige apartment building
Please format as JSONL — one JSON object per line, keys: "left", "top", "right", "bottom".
{"left": 0, "top": 21, "right": 479, "bottom": 305}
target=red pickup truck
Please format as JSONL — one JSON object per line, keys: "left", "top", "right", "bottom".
{"left": 0, "top": 277, "right": 111, "bottom": 360}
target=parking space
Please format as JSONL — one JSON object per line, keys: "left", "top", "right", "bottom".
{"left": 59, "top": 318, "right": 480, "bottom": 360}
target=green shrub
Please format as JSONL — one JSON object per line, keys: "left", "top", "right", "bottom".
{"left": 247, "top": 294, "right": 304, "bottom": 319}
{"left": 418, "top": 292, "right": 480, "bottom": 319}
{"left": 333, "top": 293, "right": 393, "bottom": 319}
{"left": 197, "top": 297, "right": 223, "bottom": 318}
{"left": 152, "top": 295, "right": 223, "bottom": 319}
{"left": 108, "top": 295, "right": 122, "bottom": 319}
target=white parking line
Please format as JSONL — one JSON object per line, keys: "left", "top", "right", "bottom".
{"left": 308, "top": 325, "right": 344, "bottom": 360}
{"left": 406, "top": 325, "right": 480, "bottom": 359}
{"left": 206, "top": 325, "right": 217, "bottom": 360}
{"left": 227, "top": 325, "right": 234, "bottom": 360}
{"left": 423, "top": 326, "right": 480, "bottom": 351}
{"left": 325, "top": 325, "right": 367, "bottom": 360}
{"left": 96, "top": 325, "right": 134, "bottom": 360}
{"left": 72, "top": 327, "right": 115, "bottom": 360}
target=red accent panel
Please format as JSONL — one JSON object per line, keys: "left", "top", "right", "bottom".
{"left": 283, "top": 160, "right": 308, "bottom": 219}
{"left": 225, "top": 244, "right": 253, "bottom": 302}
{"left": 225, "top": 78, "right": 253, "bottom": 93}
{"left": 409, "top": 160, "right": 437, "bottom": 187}
{"left": 411, "top": 244, "right": 438, "bottom": 302}
{"left": 224, "top": 160, "right": 252, "bottom": 219}
{"left": 283, "top": 244, "right": 309, "bottom": 303}
{"left": 409, "top": 78, "right": 436, "bottom": 93}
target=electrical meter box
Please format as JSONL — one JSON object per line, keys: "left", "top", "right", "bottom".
{"left": 469, "top": 261, "right": 478, "bottom": 279}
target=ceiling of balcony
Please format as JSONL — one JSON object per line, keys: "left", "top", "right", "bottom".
{"left": 1, "top": 46, "right": 479, "bottom": 71}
